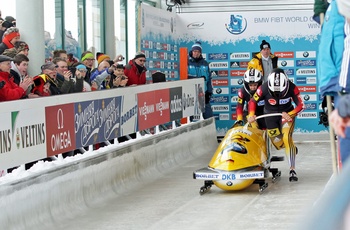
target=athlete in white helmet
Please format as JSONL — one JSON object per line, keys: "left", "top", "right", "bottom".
{"left": 235, "top": 68, "right": 265, "bottom": 128}
{"left": 247, "top": 68, "right": 304, "bottom": 182}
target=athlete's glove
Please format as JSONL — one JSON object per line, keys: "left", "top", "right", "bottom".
{"left": 232, "top": 120, "right": 244, "bottom": 128}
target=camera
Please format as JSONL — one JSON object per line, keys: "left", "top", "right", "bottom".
{"left": 0, "top": 80, "right": 5, "bottom": 89}
{"left": 118, "top": 56, "right": 125, "bottom": 61}
{"left": 319, "top": 112, "right": 329, "bottom": 127}
{"left": 121, "top": 76, "right": 126, "bottom": 80}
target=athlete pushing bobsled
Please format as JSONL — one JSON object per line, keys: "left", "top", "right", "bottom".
{"left": 247, "top": 68, "right": 304, "bottom": 182}
{"left": 193, "top": 68, "right": 303, "bottom": 195}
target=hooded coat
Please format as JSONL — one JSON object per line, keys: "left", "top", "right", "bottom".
{"left": 317, "top": 0, "right": 345, "bottom": 98}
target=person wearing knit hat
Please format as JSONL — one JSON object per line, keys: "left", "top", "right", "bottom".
{"left": 188, "top": 40, "right": 213, "bottom": 119}
{"left": 191, "top": 41, "right": 202, "bottom": 53}
{"left": 0, "top": 27, "right": 20, "bottom": 55}
{"left": 134, "top": 51, "right": 146, "bottom": 60}
{"left": 15, "top": 41, "right": 29, "bottom": 56}
{"left": 5, "top": 16, "right": 15, "bottom": 24}
{"left": 80, "top": 51, "right": 95, "bottom": 84}
{"left": 247, "top": 39, "right": 278, "bottom": 82}
{"left": 124, "top": 51, "right": 147, "bottom": 86}
{"left": 96, "top": 52, "right": 111, "bottom": 65}
{"left": 259, "top": 40, "right": 271, "bottom": 50}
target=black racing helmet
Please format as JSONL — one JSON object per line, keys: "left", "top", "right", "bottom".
{"left": 243, "top": 68, "right": 262, "bottom": 94}
{"left": 267, "top": 68, "right": 289, "bottom": 98}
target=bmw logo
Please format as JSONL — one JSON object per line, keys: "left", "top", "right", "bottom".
{"left": 281, "top": 61, "right": 287, "bottom": 67}
{"left": 304, "top": 95, "right": 310, "bottom": 101}
{"left": 238, "top": 79, "right": 244, "bottom": 85}
{"left": 216, "top": 88, "right": 222, "bottom": 94}
{"left": 303, "top": 51, "right": 309, "bottom": 58}
{"left": 226, "top": 181, "right": 233, "bottom": 186}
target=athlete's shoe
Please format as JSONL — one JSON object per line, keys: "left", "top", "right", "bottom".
{"left": 289, "top": 169, "right": 298, "bottom": 182}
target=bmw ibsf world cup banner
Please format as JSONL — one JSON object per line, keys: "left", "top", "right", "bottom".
{"left": 175, "top": 10, "right": 324, "bottom": 135}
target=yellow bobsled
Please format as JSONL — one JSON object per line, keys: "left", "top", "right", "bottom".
{"left": 193, "top": 114, "right": 284, "bottom": 194}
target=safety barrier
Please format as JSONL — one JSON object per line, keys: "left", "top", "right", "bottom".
{"left": 0, "top": 118, "right": 218, "bottom": 229}
{"left": 0, "top": 78, "right": 205, "bottom": 171}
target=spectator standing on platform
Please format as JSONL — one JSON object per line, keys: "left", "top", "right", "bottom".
{"left": 90, "top": 60, "right": 117, "bottom": 90}
{"left": 124, "top": 52, "right": 147, "bottom": 86}
{"left": 96, "top": 52, "right": 111, "bottom": 66}
{"left": 72, "top": 63, "right": 91, "bottom": 91}
{"left": 81, "top": 51, "right": 95, "bottom": 84}
{"left": 0, "top": 20, "right": 13, "bottom": 39}
{"left": 317, "top": 0, "right": 348, "bottom": 168}
{"left": 52, "top": 57, "right": 84, "bottom": 94}
{"left": 0, "top": 27, "right": 20, "bottom": 55}
{"left": 188, "top": 41, "right": 213, "bottom": 119}
{"left": 2, "top": 41, "right": 29, "bottom": 58}
{"left": 32, "top": 74, "right": 53, "bottom": 97}
{"left": 67, "top": 53, "right": 78, "bottom": 67}
{"left": 111, "top": 64, "right": 128, "bottom": 88}
{"left": 10, "top": 54, "right": 29, "bottom": 86}
{"left": 0, "top": 55, "right": 32, "bottom": 101}
{"left": 248, "top": 40, "right": 278, "bottom": 83}
{"left": 53, "top": 49, "right": 68, "bottom": 61}
{"left": 40, "top": 62, "right": 61, "bottom": 95}
{"left": 328, "top": 0, "right": 350, "bottom": 165}
{"left": 15, "top": 41, "right": 29, "bottom": 56}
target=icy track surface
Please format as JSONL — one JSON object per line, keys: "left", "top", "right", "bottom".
{"left": 0, "top": 122, "right": 333, "bottom": 230}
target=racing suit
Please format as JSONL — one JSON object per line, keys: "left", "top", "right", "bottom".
{"left": 248, "top": 81, "right": 304, "bottom": 170}
{"left": 236, "top": 87, "right": 266, "bottom": 129}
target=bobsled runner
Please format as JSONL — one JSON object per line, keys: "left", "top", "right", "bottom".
{"left": 193, "top": 114, "right": 284, "bottom": 195}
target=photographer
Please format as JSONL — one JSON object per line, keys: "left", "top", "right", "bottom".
{"left": 52, "top": 57, "right": 83, "bottom": 94}
{"left": 110, "top": 64, "right": 128, "bottom": 88}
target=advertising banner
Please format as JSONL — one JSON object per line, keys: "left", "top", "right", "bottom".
{"left": 0, "top": 109, "right": 46, "bottom": 169}
{"left": 46, "top": 103, "right": 76, "bottom": 156}
{"left": 0, "top": 79, "right": 203, "bottom": 171}
{"left": 140, "top": 4, "right": 179, "bottom": 82}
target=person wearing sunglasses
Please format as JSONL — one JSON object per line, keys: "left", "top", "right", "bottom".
{"left": 124, "top": 51, "right": 147, "bottom": 86}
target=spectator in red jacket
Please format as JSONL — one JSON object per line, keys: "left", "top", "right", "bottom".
{"left": 0, "top": 55, "right": 32, "bottom": 102}
{"left": 124, "top": 51, "right": 147, "bottom": 86}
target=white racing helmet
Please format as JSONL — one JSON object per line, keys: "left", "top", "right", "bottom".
{"left": 243, "top": 68, "right": 262, "bottom": 94}
{"left": 267, "top": 68, "right": 289, "bottom": 98}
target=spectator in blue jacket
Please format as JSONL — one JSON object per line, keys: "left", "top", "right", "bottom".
{"left": 188, "top": 41, "right": 213, "bottom": 119}
{"left": 331, "top": 0, "right": 350, "bottom": 166}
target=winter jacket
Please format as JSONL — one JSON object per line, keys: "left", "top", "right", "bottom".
{"left": 339, "top": 21, "right": 350, "bottom": 94}
{"left": 124, "top": 60, "right": 147, "bottom": 86}
{"left": 187, "top": 54, "right": 213, "bottom": 94}
{"left": 247, "top": 52, "right": 278, "bottom": 80}
{"left": 90, "top": 68, "right": 111, "bottom": 90}
{"left": 0, "top": 71, "right": 26, "bottom": 101}
{"left": 317, "top": 0, "right": 345, "bottom": 97}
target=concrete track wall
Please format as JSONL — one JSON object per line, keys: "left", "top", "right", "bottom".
{"left": 0, "top": 119, "right": 218, "bottom": 230}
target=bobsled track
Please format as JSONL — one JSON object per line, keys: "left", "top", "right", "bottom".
{"left": 0, "top": 118, "right": 343, "bottom": 230}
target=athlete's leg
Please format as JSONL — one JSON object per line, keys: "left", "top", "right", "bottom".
{"left": 265, "top": 116, "right": 284, "bottom": 150}
{"left": 281, "top": 119, "right": 297, "bottom": 170}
